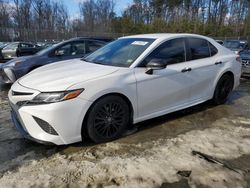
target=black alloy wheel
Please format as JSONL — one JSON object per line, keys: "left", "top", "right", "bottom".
{"left": 86, "top": 95, "right": 130, "bottom": 143}
{"left": 213, "top": 74, "right": 234, "bottom": 105}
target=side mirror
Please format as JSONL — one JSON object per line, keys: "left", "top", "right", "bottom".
{"left": 145, "top": 59, "right": 166, "bottom": 75}
{"left": 55, "top": 50, "right": 64, "bottom": 56}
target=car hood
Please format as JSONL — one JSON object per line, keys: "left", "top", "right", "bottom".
{"left": 2, "top": 55, "right": 37, "bottom": 67}
{"left": 18, "top": 59, "right": 119, "bottom": 92}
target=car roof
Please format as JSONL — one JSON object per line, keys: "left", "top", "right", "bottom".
{"left": 69, "top": 37, "right": 113, "bottom": 43}
{"left": 120, "top": 33, "right": 211, "bottom": 40}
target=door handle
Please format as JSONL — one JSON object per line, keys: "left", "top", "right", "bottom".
{"left": 215, "top": 61, "right": 222, "bottom": 65}
{"left": 181, "top": 68, "right": 192, "bottom": 73}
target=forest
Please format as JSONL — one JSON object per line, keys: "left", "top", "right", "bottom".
{"left": 0, "top": 0, "right": 250, "bottom": 41}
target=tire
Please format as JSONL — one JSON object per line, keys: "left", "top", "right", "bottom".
{"left": 86, "top": 95, "right": 130, "bottom": 143}
{"left": 213, "top": 74, "right": 234, "bottom": 105}
{"left": 16, "top": 51, "right": 20, "bottom": 57}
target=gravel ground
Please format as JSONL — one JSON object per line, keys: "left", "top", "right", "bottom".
{"left": 0, "top": 79, "right": 250, "bottom": 188}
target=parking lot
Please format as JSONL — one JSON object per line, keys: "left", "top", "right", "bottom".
{"left": 0, "top": 78, "right": 249, "bottom": 188}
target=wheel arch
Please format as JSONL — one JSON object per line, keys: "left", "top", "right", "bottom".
{"left": 212, "top": 70, "right": 235, "bottom": 97}
{"left": 81, "top": 92, "right": 134, "bottom": 139}
{"left": 217, "top": 70, "right": 234, "bottom": 87}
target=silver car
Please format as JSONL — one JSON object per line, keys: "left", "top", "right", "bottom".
{"left": 0, "top": 42, "right": 40, "bottom": 61}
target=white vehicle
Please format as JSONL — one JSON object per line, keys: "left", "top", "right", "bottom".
{"left": 8, "top": 34, "right": 241, "bottom": 145}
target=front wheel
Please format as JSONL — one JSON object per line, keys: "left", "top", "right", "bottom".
{"left": 213, "top": 74, "right": 234, "bottom": 105}
{"left": 86, "top": 95, "right": 130, "bottom": 143}
{"left": 16, "top": 51, "right": 20, "bottom": 57}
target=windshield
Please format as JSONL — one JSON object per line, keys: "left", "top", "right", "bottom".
{"left": 0, "top": 43, "right": 7, "bottom": 48}
{"left": 224, "top": 41, "right": 246, "bottom": 49}
{"left": 4, "top": 43, "right": 18, "bottom": 49}
{"left": 36, "top": 42, "right": 62, "bottom": 55}
{"left": 83, "top": 38, "right": 155, "bottom": 67}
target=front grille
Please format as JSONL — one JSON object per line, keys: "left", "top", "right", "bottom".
{"left": 12, "top": 91, "right": 33, "bottom": 96}
{"left": 33, "top": 116, "right": 58, "bottom": 135}
{"left": 242, "top": 59, "right": 250, "bottom": 66}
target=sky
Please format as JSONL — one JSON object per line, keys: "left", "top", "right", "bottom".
{"left": 60, "top": 0, "right": 133, "bottom": 19}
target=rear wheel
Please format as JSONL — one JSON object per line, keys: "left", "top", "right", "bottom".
{"left": 213, "top": 74, "right": 234, "bottom": 105}
{"left": 86, "top": 95, "right": 130, "bottom": 143}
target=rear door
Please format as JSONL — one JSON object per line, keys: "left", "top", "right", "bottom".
{"left": 184, "top": 37, "right": 220, "bottom": 101}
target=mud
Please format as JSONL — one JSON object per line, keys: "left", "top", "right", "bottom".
{"left": 0, "top": 79, "right": 250, "bottom": 187}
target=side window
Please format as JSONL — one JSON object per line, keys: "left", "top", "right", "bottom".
{"left": 27, "top": 43, "right": 34, "bottom": 48}
{"left": 209, "top": 43, "right": 218, "bottom": 56}
{"left": 142, "top": 38, "right": 185, "bottom": 66}
{"left": 188, "top": 38, "right": 210, "bottom": 60}
{"left": 5, "top": 43, "right": 18, "bottom": 50}
{"left": 71, "top": 41, "right": 86, "bottom": 55}
{"left": 55, "top": 43, "right": 72, "bottom": 56}
{"left": 87, "top": 41, "right": 105, "bottom": 53}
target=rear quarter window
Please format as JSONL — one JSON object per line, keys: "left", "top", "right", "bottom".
{"left": 209, "top": 42, "right": 218, "bottom": 56}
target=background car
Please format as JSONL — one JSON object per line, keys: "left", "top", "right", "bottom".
{"left": 0, "top": 42, "right": 41, "bottom": 61}
{"left": 223, "top": 40, "right": 248, "bottom": 54}
{"left": 0, "top": 37, "right": 110, "bottom": 83}
{"left": 38, "top": 42, "right": 58, "bottom": 49}
{"left": 0, "top": 42, "right": 9, "bottom": 61}
{"left": 215, "top": 40, "right": 224, "bottom": 45}
{"left": 240, "top": 49, "right": 250, "bottom": 75}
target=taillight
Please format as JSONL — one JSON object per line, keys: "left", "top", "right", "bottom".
{"left": 236, "top": 56, "right": 242, "bottom": 63}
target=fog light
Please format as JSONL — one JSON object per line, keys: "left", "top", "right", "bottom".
{"left": 33, "top": 116, "right": 58, "bottom": 135}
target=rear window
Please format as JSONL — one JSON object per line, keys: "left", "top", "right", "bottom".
{"left": 188, "top": 38, "right": 210, "bottom": 60}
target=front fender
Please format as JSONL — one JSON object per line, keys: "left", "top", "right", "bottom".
{"left": 68, "top": 70, "right": 138, "bottom": 121}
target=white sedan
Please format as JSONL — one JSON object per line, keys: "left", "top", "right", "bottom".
{"left": 8, "top": 34, "right": 241, "bottom": 145}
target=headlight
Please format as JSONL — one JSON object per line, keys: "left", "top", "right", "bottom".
{"left": 29, "top": 89, "right": 84, "bottom": 104}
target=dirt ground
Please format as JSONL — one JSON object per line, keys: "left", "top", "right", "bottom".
{"left": 0, "top": 79, "right": 250, "bottom": 188}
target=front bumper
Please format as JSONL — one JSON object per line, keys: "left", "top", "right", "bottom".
{"left": 8, "top": 83, "right": 92, "bottom": 145}
{"left": 11, "top": 109, "right": 53, "bottom": 145}
{"left": 0, "top": 67, "right": 16, "bottom": 83}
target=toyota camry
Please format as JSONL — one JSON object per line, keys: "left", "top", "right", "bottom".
{"left": 8, "top": 34, "right": 242, "bottom": 145}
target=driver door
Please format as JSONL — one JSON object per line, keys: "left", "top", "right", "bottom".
{"left": 134, "top": 38, "right": 193, "bottom": 119}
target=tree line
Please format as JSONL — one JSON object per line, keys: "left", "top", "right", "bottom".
{"left": 0, "top": 0, "right": 250, "bottom": 41}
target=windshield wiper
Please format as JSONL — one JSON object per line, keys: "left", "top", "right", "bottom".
{"left": 81, "top": 57, "right": 88, "bottom": 62}
{"left": 81, "top": 58, "right": 106, "bottom": 65}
